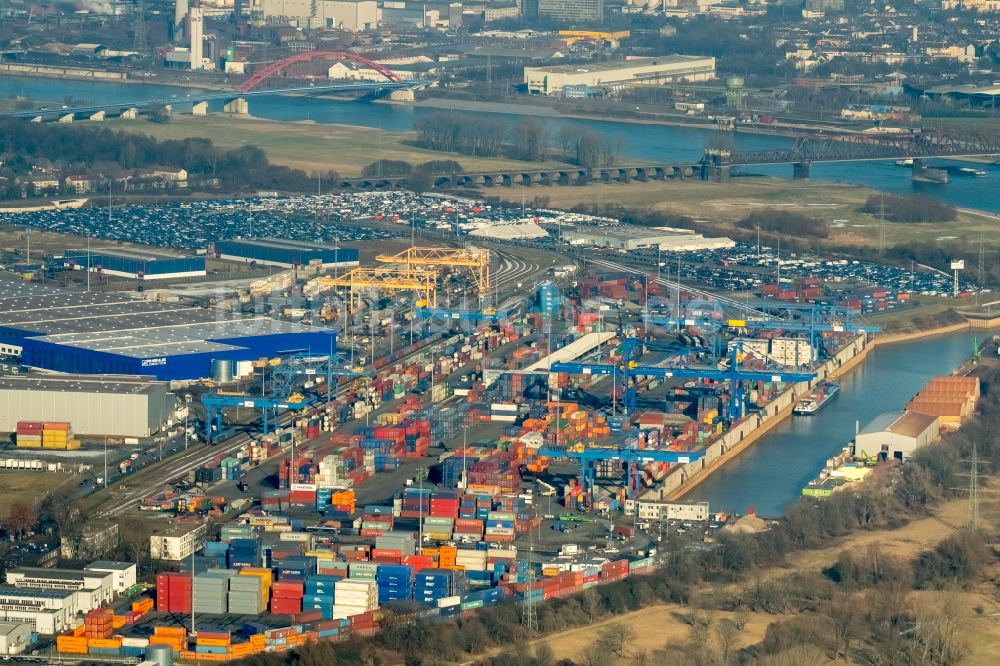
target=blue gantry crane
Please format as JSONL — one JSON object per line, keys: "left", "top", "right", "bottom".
{"left": 647, "top": 303, "right": 881, "bottom": 359}
{"left": 202, "top": 352, "right": 369, "bottom": 443}
{"left": 551, "top": 339, "right": 815, "bottom": 418}
{"left": 538, "top": 444, "right": 706, "bottom": 499}
{"left": 202, "top": 392, "right": 310, "bottom": 443}
{"left": 269, "top": 352, "right": 369, "bottom": 403}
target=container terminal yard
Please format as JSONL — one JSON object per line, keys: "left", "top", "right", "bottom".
{"left": 0, "top": 191, "right": 991, "bottom": 663}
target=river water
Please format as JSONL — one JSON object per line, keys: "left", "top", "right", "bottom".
{"left": 2, "top": 75, "right": 999, "bottom": 212}
{"left": 685, "top": 330, "right": 980, "bottom": 517}
{"left": 1, "top": 76, "right": 993, "bottom": 516}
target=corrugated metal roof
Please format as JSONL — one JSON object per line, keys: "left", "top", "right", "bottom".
{"left": 887, "top": 411, "right": 938, "bottom": 438}
{"left": 906, "top": 401, "right": 965, "bottom": 417}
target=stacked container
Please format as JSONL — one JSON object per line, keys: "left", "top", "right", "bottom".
{"left": 302, "top": 574, "right": 338, "bottom": 619}
{"left": 332, "top": 579, "right": 378, "bottom": 620}
{"left": 41, "top": 421, "right": 79, "bottom": 449}
{"left": 195, "top": 629, "right": 231, "bottom": 657}
{"left": 348, "top": 561, "right": 378, "bottom": 581}
{"left": 277, "top": 555, "right": 316, "bottom": 578}
{"left": 156, "top": 572, "right": 192, "bottom": 613}
{"left": 374, "top": 533, "right": 415, "bottom": 557}
{"left": 228, "top": 538, "right": 261, "bottom": 569}
{"left": 15, "top": 421, "right": 42, "bottom": 448}
{"left": 220, "top": 457, "right": 242, "bottom": 480}
{"left": 193, "top": 570, "right": 236, "bottom": 615}
{"left": 228, "top": 574, "right": 266, "bottom": 614}
{"left": 204, "top": 541, "right": 230, "bottom": 567}
{"left": 148, "top": 626, "right": 187, "bottom": 654}
{"left": 270, "top": 580, "right": 304, "bottom": 615}
{"left": 375, "top": 565, "right": 412, "bottom": 605}
{"left": 413, "top": 568, "right": 462, "bottom": 605}
{"left": 422, "top": 517, "right": 453, "bottom": 541}
{"left": 83, "top": 608, "right": 114, "bottom": 639}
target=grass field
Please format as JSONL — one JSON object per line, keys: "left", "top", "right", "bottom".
{"left": 0, "top": 470, "right": 75, "bottom": 516}
{"left": 103, "top": 114, "right": 567, "bottom": 178}
{"left": 503, "top": 602, "right": 774, "bottom": 664}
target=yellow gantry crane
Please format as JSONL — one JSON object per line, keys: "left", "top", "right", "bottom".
{"left": 375, "top": 246, "right": 491, "bottom": 294}
{"left": 312, "top": 267, "right": 438, "bottom": 310}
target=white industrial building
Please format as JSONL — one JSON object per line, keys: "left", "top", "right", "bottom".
{"left": 0, "top": 374, "right": 175, "bottom": 438}
{"left": 563, "top": 226, "right": 734, "bottom": 252}
{"left": 259, "top": 0, "right": 378, "bottom": 30}
{"left": 525, "top": 55, "right": 716, "bottom": 96}
{"left": 0, "top": 622, "right": 32, "bottom": 655}
{"left": 854, "top": 411, "right": 940, "bottom": 461}
{"left": 84, "top": 562, "right": 138, "bottom": 595}
{"left": 625, "top": 498, "right": 710, "bottom": 522}
{"left": 5, "top": 567, "right": 115, "bottom": 610}
{"left": 150, "top": 523, "right": 208, "bottom": 561}
{"left": 0, "top": 588, "right": 75, "bottom": 634}
{"left": 60, "top": 522, "right": 120, "bottom": 560}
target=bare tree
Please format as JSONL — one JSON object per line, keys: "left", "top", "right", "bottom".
{"left": 716, "top": 618, "right": 740, "bottom": 666}
{"left": 4, "top": 501, "right": 36, "bottom": 539}
{"left": 514, "top": 117, "right": 546, "bottom": 162}
{"left": 118, "top": 517, "right": 151, "bottom": 571}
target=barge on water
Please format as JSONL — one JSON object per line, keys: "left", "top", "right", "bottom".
{"left": 793, "top": 381, "right": 839, "bottom": 415}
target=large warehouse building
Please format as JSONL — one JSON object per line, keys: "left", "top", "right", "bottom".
{"left": 0, "top": 278, "right": 336, "bottom": 381}
{"left": 563, "top": 226, "right": 734, "bottom": 252}
{"left": 62, "top": 247, "right": 206, "bottom": 281}
{"left": 216, "top": 238, "right": 360, "bottom": 269}
{"left": 854, "top": 411, "right": 940, "bottom": 461}
{"left": 524, "top": 55, "right": 716, "bottom": 96}
{"left": 0, "top": 374, "right": 174, "bottom": 438}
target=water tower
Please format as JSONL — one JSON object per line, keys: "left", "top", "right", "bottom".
{"left": 726, "top": 75, "right": 745, "bottom": 109}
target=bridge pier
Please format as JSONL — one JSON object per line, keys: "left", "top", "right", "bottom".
{"left": 192, "top": 101, "right": 209, "bottom": 115}
{"left": 89, "top": 111, "right": 105, "bottom": 122}
{"left": 120, "top": 107, "right": 138, "bottom": 119}
{"left": 792, "top": 161, "right": 811, "bottom": 180}
{"left": 223, "top": 97, "right": 249, "bottom": 115}
{"left": 58, "top": 113, "right": 74, "bottom": 124}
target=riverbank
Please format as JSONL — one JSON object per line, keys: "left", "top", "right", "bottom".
{"left": 667, "top": 318, "right": 991, "bottom": 505}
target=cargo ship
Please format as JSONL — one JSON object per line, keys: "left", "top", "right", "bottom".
{"left": 793, "top": 381, "right": 839, "bottom": 415}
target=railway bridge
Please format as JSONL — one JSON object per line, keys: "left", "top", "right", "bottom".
{"left": 702, "top": 130, "right": 1000, "bottom": 181}
{"left": 338, "top": 129, "right": 1000, "bottom": 190}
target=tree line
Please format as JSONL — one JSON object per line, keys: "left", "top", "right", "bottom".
{"left": 0, "top": 120, "right": 328, "bottom": 196}
{"left": 413, "top": 112, "right": 624, "bottom": 167}
{"left": 862, "top": 193, "right": 957, "bottom": 224}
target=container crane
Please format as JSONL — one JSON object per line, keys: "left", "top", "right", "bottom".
{"left": 537, "top": 443, "right": 705, "bottom": 499}
{"left": 202, "top": 392, "right": 309, "bottom": 444}
{"left": 647, "top": 303, "right": 881, "bottom": 359}
{"left": 551, "top": 340, "right": 815, "bottom": 419}
{"left": 376, "top": 246, "right": 491, "bottom": 293}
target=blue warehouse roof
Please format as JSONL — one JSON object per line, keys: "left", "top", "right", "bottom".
{"left": 216, "top": 238, "right": 359, "bottom": 267}
{"left": 0, "top": 275, "right": 335, "bottom": 380}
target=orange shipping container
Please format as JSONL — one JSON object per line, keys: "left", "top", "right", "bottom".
{"left": 88, "top": 638, "right": 123, "bottom": 649}
{"left": 197, "top": 637, "right": 232, "bottom": 647}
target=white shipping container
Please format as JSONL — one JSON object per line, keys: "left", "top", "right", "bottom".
{"left": 279, "top": 532, "right": 311, "bottom": 543}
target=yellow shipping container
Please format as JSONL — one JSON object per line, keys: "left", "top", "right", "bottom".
{"left": 16, "top": 440, "right": 41, "bottom": 448}
{"left": 66, "top": 439, "right": 81, "bottom": 450}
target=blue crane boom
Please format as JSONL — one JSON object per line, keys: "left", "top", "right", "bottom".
{"left": 202, "top": 393, "right": 309, "bottom": 443}
{"left": 538, "top": 444, "right": 706, "bottom": 499}
{"left": 551, "top": 341, "right": 815, "bottom": 418}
